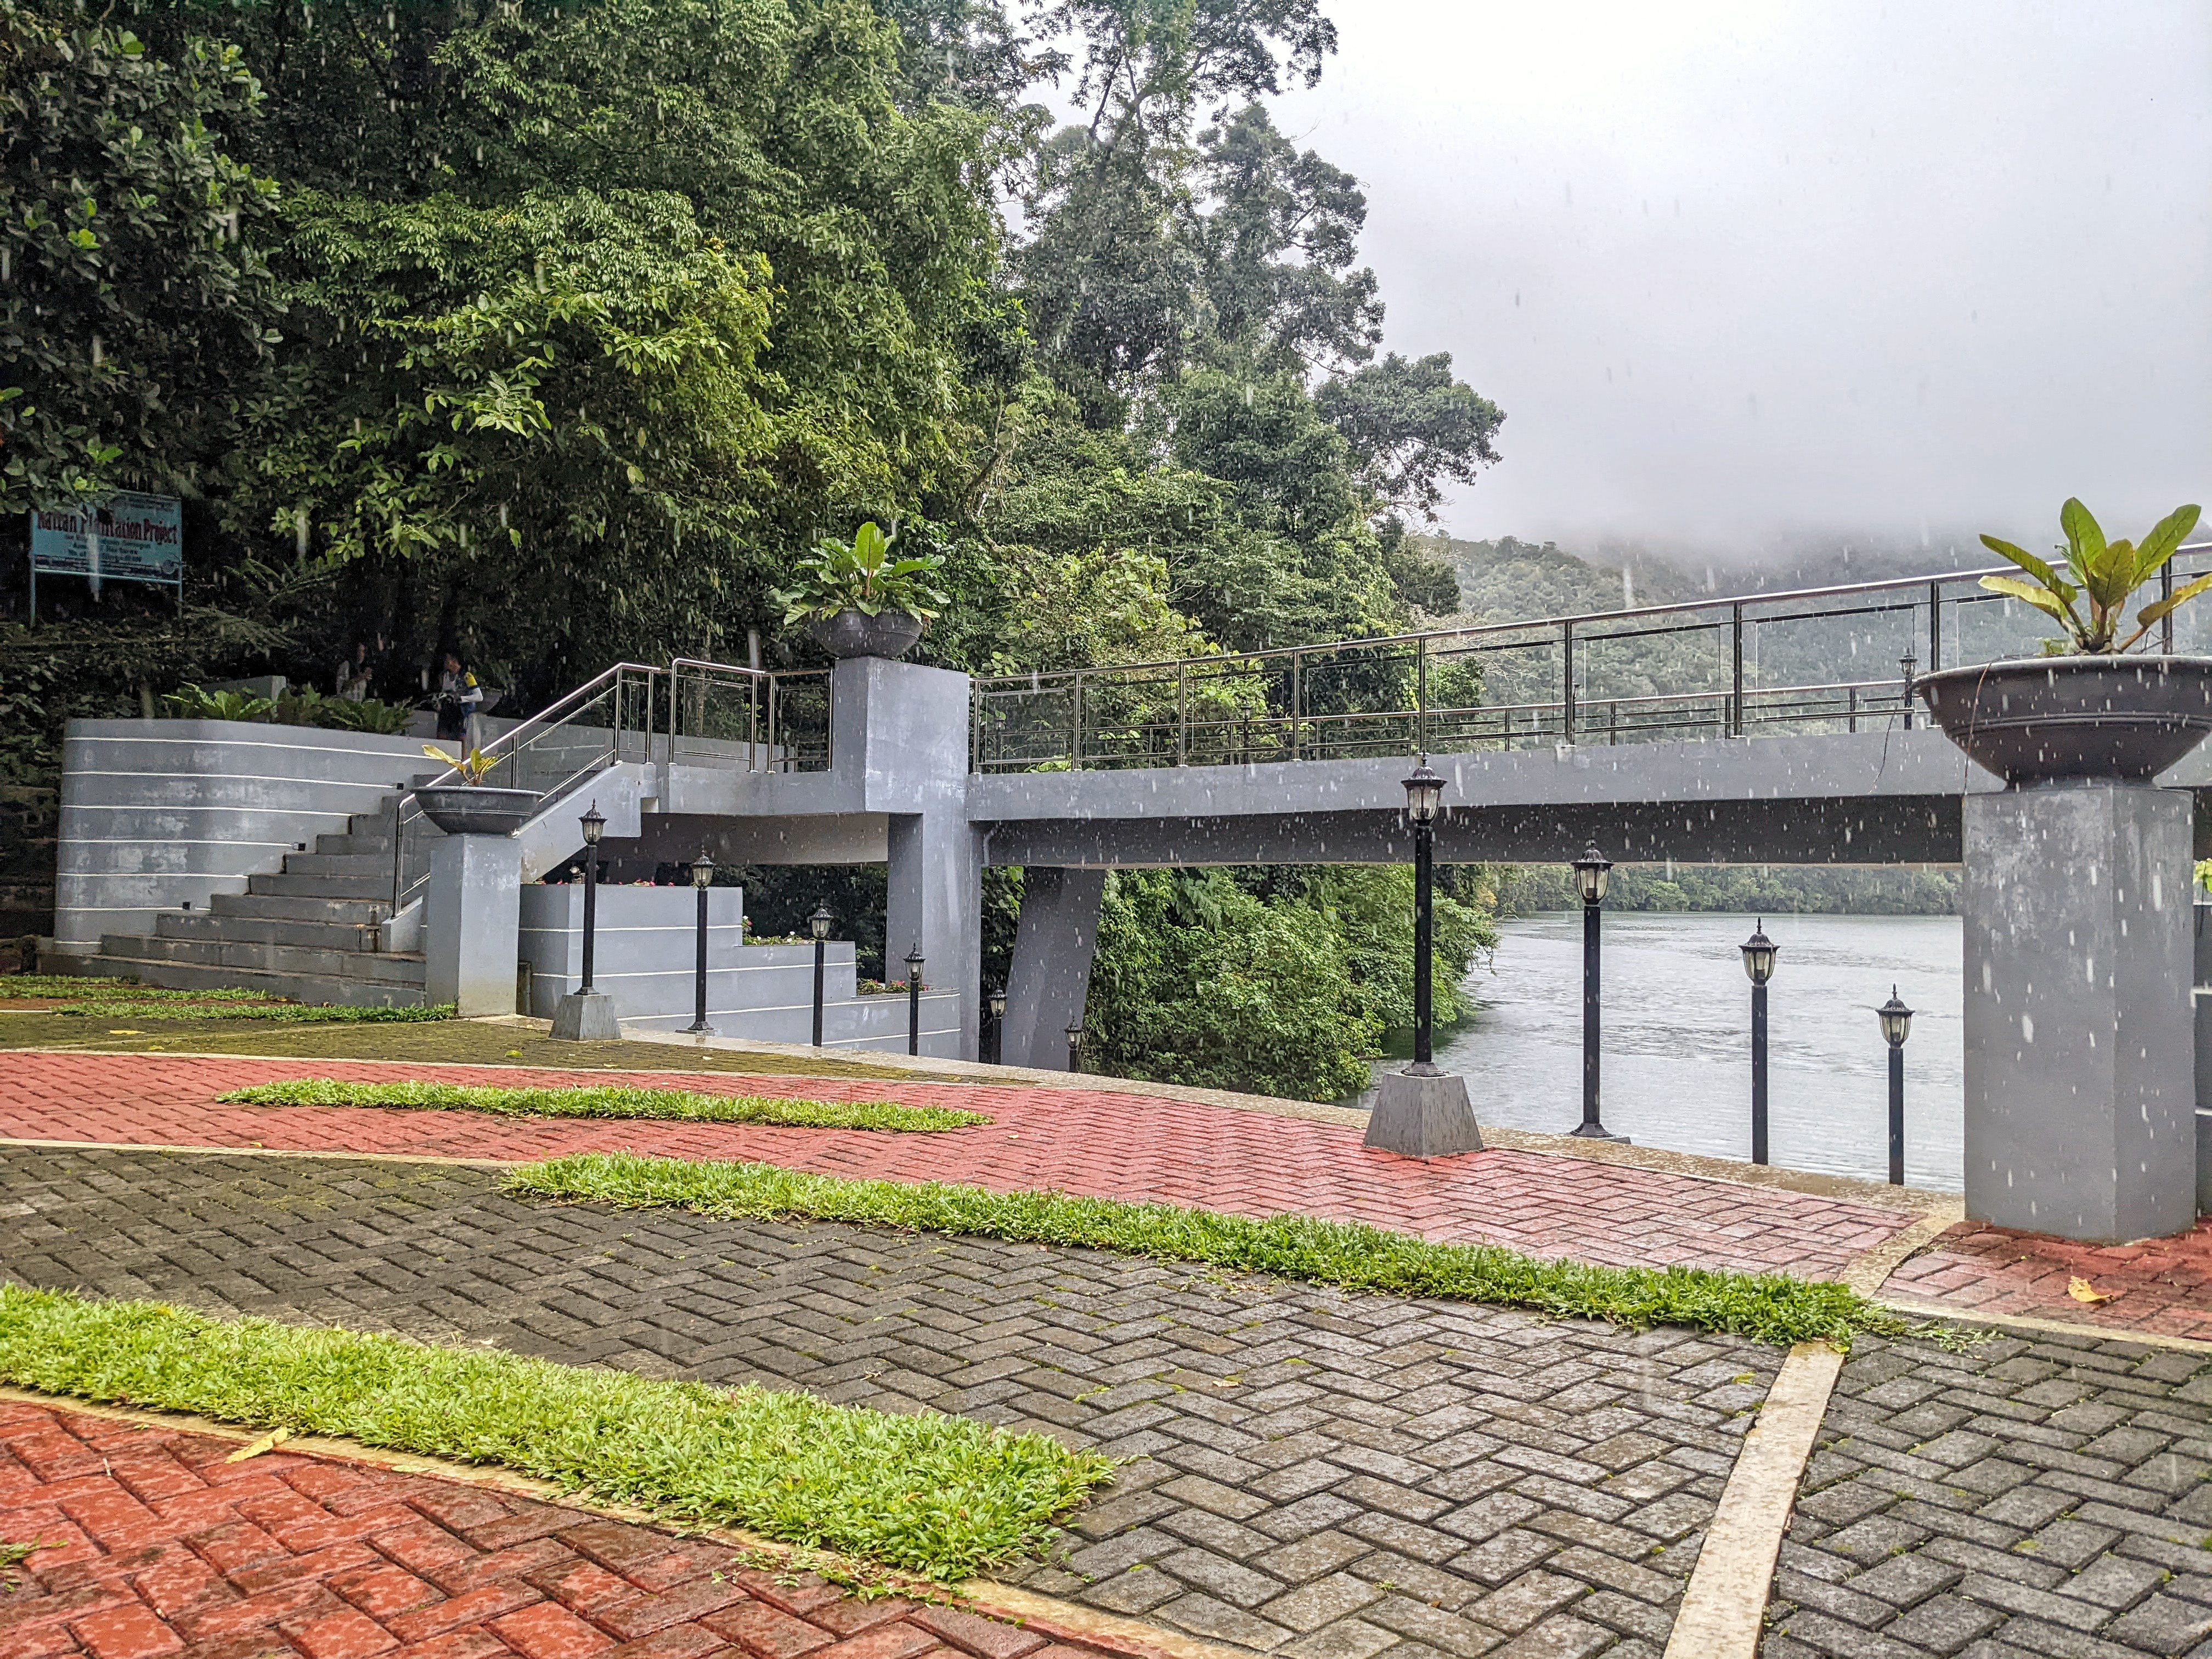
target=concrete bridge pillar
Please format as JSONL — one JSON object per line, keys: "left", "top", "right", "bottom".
{"left": 1002, "top": 867, "right": 1105, "bottom": 1070}
{"left": 1962, "top": 782, "right": 2197, "bottom": 1242}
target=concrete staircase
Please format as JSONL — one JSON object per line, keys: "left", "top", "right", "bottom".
{"left": 91, "top": 794, "right": 430, "bottom": 1008}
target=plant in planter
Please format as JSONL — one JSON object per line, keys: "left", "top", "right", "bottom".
{"left": 413, "top": 744, "right": 539, "bottom": 834}
{"left": 774, "top": 520, "right": 949, "bottom": 659}
{"left": 1978, "top": 499, "right": 2205, "bottom": 653}
{"left": 1916, "top": 498, "right": 2212, "bottom": 781}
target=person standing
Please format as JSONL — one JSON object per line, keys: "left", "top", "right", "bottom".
{"left": 435, "top": 650, "right": 483, "bottom": 744}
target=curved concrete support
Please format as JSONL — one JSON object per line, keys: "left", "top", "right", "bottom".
{"left": 1002, "top": 867, "right": 1107, "bottom": 1071}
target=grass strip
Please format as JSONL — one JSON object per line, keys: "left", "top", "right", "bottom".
{"left": 0, "top": 1283, "right": 1107, "bottom": 1580}
{"left": 50, "top": 1001, "right": 454, "bottom": 1023}
{"left": 509, "top": 1152, "right": 1904, "bottom": 1349}
{"left": 219, "top": 1079, "right": 989, "bottom": 1132}
{"left": 1, "top": 979, "right": 270, "bottom": 1003}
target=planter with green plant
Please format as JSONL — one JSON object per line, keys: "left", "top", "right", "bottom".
{"left": 1916, "top": 499, "right": 2212, "bottom": 780}
{"left": 410, "top": 744, "right": 540, "bottom": 834}
{"left": 774, "top": 521, "right": 949, "bottom": 659}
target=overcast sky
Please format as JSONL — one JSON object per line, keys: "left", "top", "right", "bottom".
{"left": 1260, "top": 1, "right": 2212, "bottom": 560}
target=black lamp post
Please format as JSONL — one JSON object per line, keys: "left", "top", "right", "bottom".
{"left": 1878, "top": 986, "right": 1914, "bottom": 1186}
{"left": 1569, "top": 845, "right": 1622, "bottom": 1141}
{"left": 1402, "top": 759, "right": 1444, "bottom": 1072}
{"left": 578, "top": 802, "right": 606, "bottom": 996}
{"left": 1740, "top": 919, "right": 1778, "bottom": 1165}
{"left": 1900, "top": 652, "right": 1918, "bottom": 730}
{"left": 905, "top": 942, "right": 925, "bottom": 1057}
{"left": 685, "top": 849, "right": 715, "bottom": 1035}
{"left": 1065, "top": 1018, "right": 1085, "bottom": 1074}
{"left": 808, "top": 905, "right": 832, "bottom": 1047}
{"left": 988, "top": 986, "right": 1008, "bottom": 1066}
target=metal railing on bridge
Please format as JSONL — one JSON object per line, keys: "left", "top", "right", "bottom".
{"left": 969, "top": 543, "right": 2212, "bottom": 774}
{"left": 391, "top": 659, "right": 832, "bottom": 911}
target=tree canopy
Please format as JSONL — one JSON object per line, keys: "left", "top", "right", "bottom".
{"left": 0, "top": 0, "right": 1512, "bottom": 1097}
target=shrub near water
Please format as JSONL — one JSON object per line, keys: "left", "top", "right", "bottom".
{"left": 509, "top": 1153, "right": 1894, "bottom": 1348}
{"left": 0, "top": 1285, "right": 1108, "bottom": 1581}
{"left": 220, "top": 1079, "right": 988, "bottom": 1132}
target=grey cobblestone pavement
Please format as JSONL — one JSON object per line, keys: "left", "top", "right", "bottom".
{"left": 1767, "top": 1326, "right": 2212, "bottom": 1659}
{"left": 0, "top": 1147, "right": 1787, "bottom": 1659}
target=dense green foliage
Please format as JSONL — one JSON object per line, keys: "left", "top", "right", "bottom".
{"left": 510, "top": 1151, "right": 1901, "bottom": 1348}
{"left": 0, "top": 0, "right": 1517, "bottom": 1094}
{"left": 0, "top": 1282, "right": 1108, "bottom": 1579}
{"left": 1491, "top": 863, "right": 1960, "bottom": 918}
{"left": 219, "top": 1077, "right": 990, "bottom": 1131}
{"left": 1083, "top": 866, "right": 1492, "bottom": 1100}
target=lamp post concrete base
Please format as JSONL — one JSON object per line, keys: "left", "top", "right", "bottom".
{"left": 1363, "top": 1068, "right": 1485, "bottom": 1158}
{"left": 550, "top": 990, "right": 621, "bottom": 1042}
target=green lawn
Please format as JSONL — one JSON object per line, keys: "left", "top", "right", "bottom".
{"left": 509, "top": 1152, "right": 1908, "bottom": 1348}
{"left": 0, "top": 1284, "right": 1108, "bottom": 1581}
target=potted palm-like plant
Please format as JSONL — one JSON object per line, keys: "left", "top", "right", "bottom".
{"left": 410, "top": 745, "right": 540, "bottom": 835}
{"left": 1917, "top": 499, "right": 2212, "bottom": 780}
{"left": 774, "top": 521, "right": 949, "bottom": 659}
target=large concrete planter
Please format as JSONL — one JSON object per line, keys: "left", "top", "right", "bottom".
{"left": 411, "top": 785, "right": 541, "bottom": 836}
{"left": 1916, "top": 656, "right": 2212, "bottom": 782}
{"left": 807, "top": 609, "right": 923, "bottom": 660}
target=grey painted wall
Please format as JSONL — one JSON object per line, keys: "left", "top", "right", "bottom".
{"left": 56, "top": 720, "right": 430, "bottom": 950}
{"left": 1001, "top": 868, "right": 1105, "bottom": 1070}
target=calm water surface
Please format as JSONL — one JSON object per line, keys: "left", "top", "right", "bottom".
{"left": 1364, "top": 913, "right": 1964, "bottom": 1190}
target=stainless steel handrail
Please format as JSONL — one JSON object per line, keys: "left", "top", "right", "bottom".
{"left": 390, "top": 661, "right": 662, "bottom": 912}
{"left": 972, "top": 541, "right": 2212, "bottom": 772}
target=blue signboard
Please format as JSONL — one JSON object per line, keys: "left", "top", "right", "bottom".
{"left": 28, "top": 492, "right": 183, "bottom": 606}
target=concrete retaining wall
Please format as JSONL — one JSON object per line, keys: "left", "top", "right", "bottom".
{"left": 55, "top": 720, "right": 428, "bottom": 950}
{"left": 515, "top": 884, "right": 960, "bottom": 1055}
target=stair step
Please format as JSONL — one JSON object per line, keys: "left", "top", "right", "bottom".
{"left": 155, "top": 912, "right": 383, "bottom": 952}
{"left": 281, "top": 853, "right": 391, "bottom": 879}
{"left": 82, "top": 950, "right": 427, "bottom": 1009}
{"left": 100, "top": 933, "right": 426, "bottom": 984}
{"left": 211, "top": 893, "right": 390, "bottom": 925}
{"left": 317, "top": 833, "right": 394, "bottom": 857}
{"left": 247, "top": 872, "right": 389, "bottom": 900}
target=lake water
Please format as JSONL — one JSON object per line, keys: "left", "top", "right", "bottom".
{"left": 1364, "top": 912, "right": 1965, "bottom": 1190}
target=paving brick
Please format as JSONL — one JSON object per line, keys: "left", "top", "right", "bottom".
{"left": 488, "top": 1602, "right": 617, "bottom": 1659}
{"left": 283, "top": 1607, "right": 399, "bottom": 1659}
{"left": 0, "top": 1144, "right": 1790, "bottom": 1659}
{"left": 71, "top": 1605, "right": 185, "bottom": 1659}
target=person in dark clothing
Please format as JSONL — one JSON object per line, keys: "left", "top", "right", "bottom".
{"left": 434, "top": 650, "right": 483, "bottom": 742}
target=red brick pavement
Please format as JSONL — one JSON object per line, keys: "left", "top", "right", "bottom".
{"left": 0, "top": 1051, "right": 1912, "bottom": 1280}
{"left": 1884, "top": 1217, "right": 2212, "bottom": 1342}
{"left": 0, "top": 1399, "right": 1124, "bottom": 1659}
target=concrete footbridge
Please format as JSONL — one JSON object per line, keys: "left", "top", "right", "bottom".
{"left": 57, "top": 551, "right": 2212, "bottom": 1242}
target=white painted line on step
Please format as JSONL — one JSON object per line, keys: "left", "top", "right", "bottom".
{"left": 1663, "top": 1340, "right": 1843, "bottom": 1659}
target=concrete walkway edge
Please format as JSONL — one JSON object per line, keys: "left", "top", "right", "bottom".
{"left": 1660, "top": 1340, "right": 1846, "bottom": 1659}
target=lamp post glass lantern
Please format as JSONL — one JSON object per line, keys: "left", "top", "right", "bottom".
{"left": 988, "top": 986, "right": 1008, "bottom": 1065}
{"left": 1879, "top": 986, "right": 1914, "bottom": 1186}
{"left": 1740, "top": 921, "right": 1776, "bottom": 1165}
{"left": 578, "top": 802, "right": 606, "bottom": 995}
{"left": 1065, "top": 1019, "right": 1085, "bottom": 1074}
{"left": 905, "top": 943, "right": 925, "bottom": 1057}
{"left": 1568, "top": 846, "right": 1622, "bottom": 1141}
{"left": 1402, "top": 759, "right": 1443, "bottom": 1071}
{"left": 808, "top": 906, "right": 833, "bottom": 1048}
{"left": 685, "top": 850, "right": 714, "bottom": 1035}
